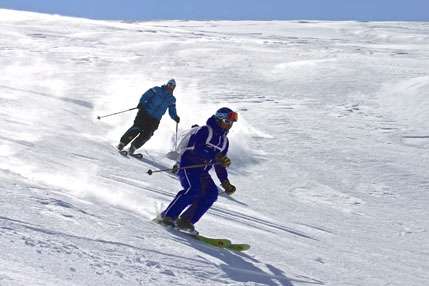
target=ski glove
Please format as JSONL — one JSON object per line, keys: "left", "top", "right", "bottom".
{"left": 221, "top": 180, "right": 236, "bottom": 195}
{"left": 137, "top": 102, "right": 144, "bottom": 110}
{"left": 171, "top": 163, "right": 179, "bottom": 174}
{"left": 215, "top": 154, "right": 231, "bottom": 168}
{"left": 174, "top": 116, "right": 180, "bottom": 123}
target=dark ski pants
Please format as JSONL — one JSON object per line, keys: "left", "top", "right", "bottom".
{"left": 162, "top": 168, "right": 218, "bottom": 224}
{"left": 120, "top": 109, "right": 160, "bottom": 149}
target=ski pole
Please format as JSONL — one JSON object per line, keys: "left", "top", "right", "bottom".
{"left": 146, "top": 167, "right": 175, "bottom": 175}
{"left": 147, "top": 162, "right": 216, "bottom": 176}
{"left": 96, "top": 107, "right": 138, "bottom": 120}
{"left": 174, "top": 122, "right": 179, "bottom": 151}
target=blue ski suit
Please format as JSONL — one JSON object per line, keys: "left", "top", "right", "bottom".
{"left": 120, "top": 85, "right": 179, "bottom": 149}
{"left": 138, "top": 85, "right": 178, "bottom": 121}
{"left": 162, "top": 116, "right": 230, "bottom": 224}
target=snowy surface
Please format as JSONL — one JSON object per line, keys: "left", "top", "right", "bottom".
{"left": 1, "top": 9, "right": 429, "bottom": 286}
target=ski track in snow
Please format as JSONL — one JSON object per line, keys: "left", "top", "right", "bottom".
{"left": 1, "top": 9, "right": 429, "bottom": 286}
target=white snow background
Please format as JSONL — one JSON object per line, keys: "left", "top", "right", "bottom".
{"left": 0, "top": 9, "right": 428, "bottom": 286}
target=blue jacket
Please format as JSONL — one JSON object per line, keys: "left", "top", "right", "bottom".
{"left": 138, "top": 85, "right": 178, "bottom": 121}
{"left": 180, "top": 116, "right": 229, "bottom": 182}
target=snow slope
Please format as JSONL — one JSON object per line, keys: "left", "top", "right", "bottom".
{"left": 1, "top": 9, "right": 429, "bottom": 286}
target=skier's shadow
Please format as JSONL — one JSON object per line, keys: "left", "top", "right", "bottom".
{"left": 167, "top": 230, "right": 323, "bottom": 286}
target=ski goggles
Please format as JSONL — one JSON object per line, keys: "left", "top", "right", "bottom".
{"left": 217, "top": 111, "right": 238, "bottom": 125}
{"left": 166, "top": 83, "right": 176, "bottom": 89}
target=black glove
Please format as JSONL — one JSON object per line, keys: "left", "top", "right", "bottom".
{"left": 171, "top": 163, "right": 179, "bottom": 174}
{"left": 215, "top": 154, "right": 231, "bottom": 167}
{"left": 221, "top": 180, "right": 236, "bottom": 195}
{"left": 137, "top": 102, "right": 144, "bottom": 110}
{"left": 174, "top": 116, "right": 180, "bottom": 123}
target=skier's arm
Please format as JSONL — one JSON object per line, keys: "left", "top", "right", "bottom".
{"left": 168, "top": 98, "right": 179, "bottom": 122}
{"left": 214, "top": 140, "right": 230, "bottom": 182}
{"left": 215, "top": 164, "right": 228, "bottom": 182}
{"left": 215, "top": 143, "right": 236, "bottom": 195}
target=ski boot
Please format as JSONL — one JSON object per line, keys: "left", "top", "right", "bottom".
{"left": 128, "top": 144, "right": 143, "bottom": 159}
{"left": 154, "top": 214, "right": 176, "bottom": 227}
{"left": 128, "top": 144, "right": 136, "bottom": 155}
{"left": 117, "top": 142, "right": 125, "bottom": 151}
{"left": 176, "top": 217, "right": 198, "bottom": 235}
{"left": 160, "top": 216, "right": 175, "bottom": 227}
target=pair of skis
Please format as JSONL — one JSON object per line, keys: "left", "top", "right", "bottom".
{"left": 153, "top": 218, "right": 250, "bottom": 252}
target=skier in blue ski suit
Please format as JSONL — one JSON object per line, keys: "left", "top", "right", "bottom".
{"left": 117, "top": 79, "right": 180, "bottom": 154}
{"left": 161, "top": 107, "right": 238, "bottom": 231}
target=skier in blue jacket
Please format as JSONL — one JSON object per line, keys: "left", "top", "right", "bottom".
{"left": 160, "top": 107, "right": 238, "bottom": 232}
{"left": 117, "top": 79, "right": 180, "bottom": 155}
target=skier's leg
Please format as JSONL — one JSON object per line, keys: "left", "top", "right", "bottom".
{"left": 181, "top": 175, "right": 218, "bottom": 224}
{"left": 189, "top": 177, "right": 218, "bottom": 224}
{"left": 119, "top": 125, "right": 141, "bottom": 147}
{"left": 119, "top": 109, "right": 147, "bottom": 147}
{"left": 162, "top": 169, "right": 201, "bottom": 219}
{"left": 131, "top": 127, "right": 155, "bottom": 149}
{"left": 130, "top": 115, "right": 160, "bottom": 149}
